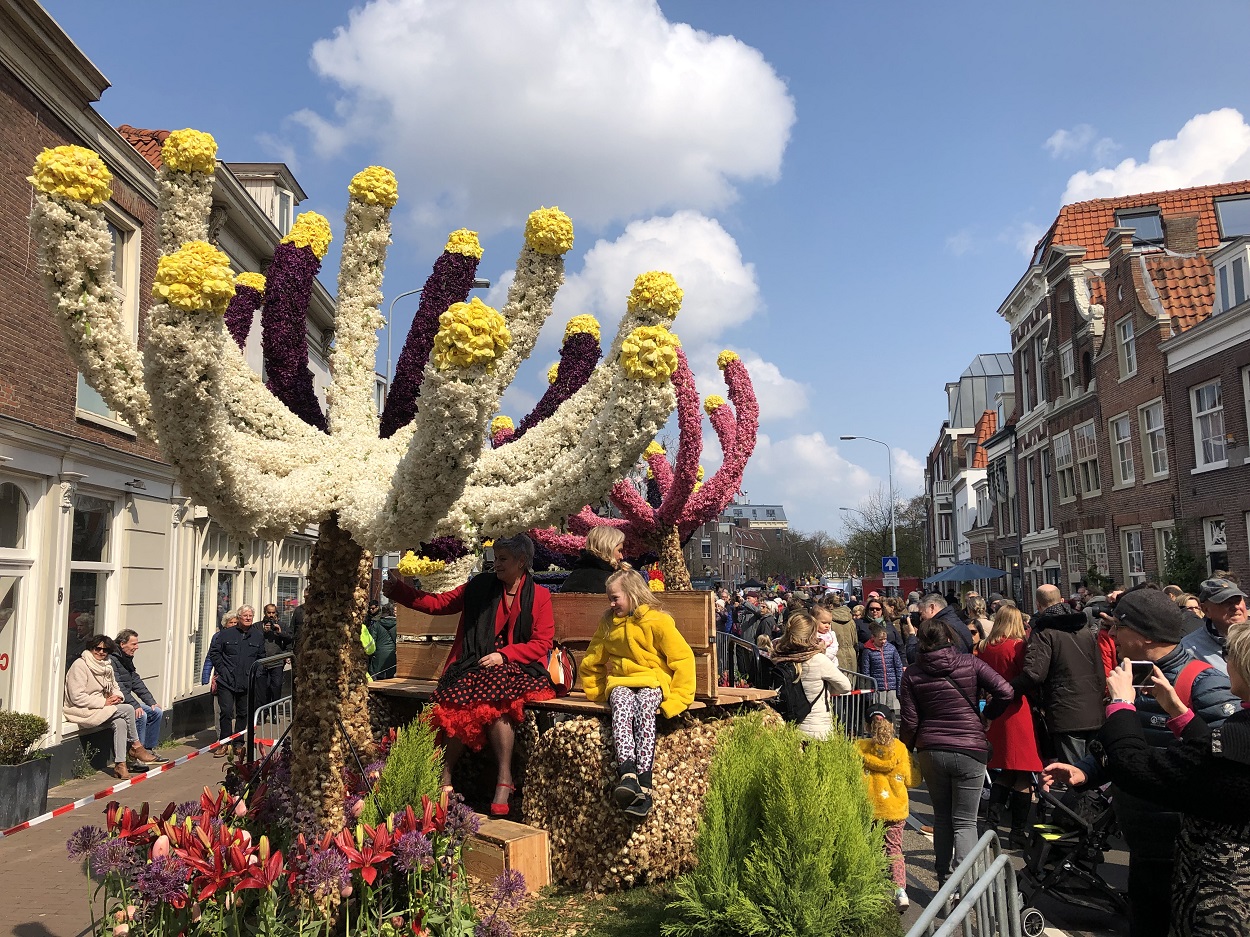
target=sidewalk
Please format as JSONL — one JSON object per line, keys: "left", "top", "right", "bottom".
{"left": 0, "top": 730, "right": 227, "bottom": 937}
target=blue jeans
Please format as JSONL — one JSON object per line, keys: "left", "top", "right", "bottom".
{"left": 134, "top": 702, "right": 163, "bottom": 750}
{"left": 917, "top": 749, "right": 985, "bottom": 879}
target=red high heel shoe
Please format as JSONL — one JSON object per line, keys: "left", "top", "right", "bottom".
{"left": 489, "top": 783, "right": 515, "bottom": 816}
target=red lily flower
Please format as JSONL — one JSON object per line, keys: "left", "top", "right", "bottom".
{"left": 236, "top": 838, "right": 285, "bottom": 892}
{"left": 105, "top": 802, "right": 155, "bottom": 843}
{"left": 333, "top": 824, "right": 394, "bottom": 886}
{"left": 419, "top": 796, "right": 446, "bottom": 835}
{"left": 198, "top": 788, "right": 226, "bottom": 819}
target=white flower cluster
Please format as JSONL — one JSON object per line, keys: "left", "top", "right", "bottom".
{"left": 417, "top": 553, "right": 479, "bottom": 594}
{"left": 156, "top": 166, "right": 213, "bottom": 254}
{"left": 485, "top": 245, "right": 565, "bottom": 398}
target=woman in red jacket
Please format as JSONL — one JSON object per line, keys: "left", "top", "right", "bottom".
{"left": 384, "top": 534, "right": 555, "bottom": 815}
{"left": 978, "top": 605, "right": 1043, "bottom": 845}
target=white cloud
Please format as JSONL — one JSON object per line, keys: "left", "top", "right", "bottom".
{"left": 688, "top": 347, "right": 809, "bottom": 423}
{"left": 1044, "top": 124, "right": 1117, "bottom": 162}
{"left": 946, "top": 229, "right": 975, "bottom": 257}
{"left": 293, "top": 0, "right": 795, "bottom": 237}
{"left": 1000, "top": 221, "right": 1044, "bottom": 258}
{"left": 1062, "top": 108, "right": 1250, "bottom": 203}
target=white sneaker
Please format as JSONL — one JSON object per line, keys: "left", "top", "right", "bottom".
{"left": 895, "top": 887, "right": 909, "bottom": 910}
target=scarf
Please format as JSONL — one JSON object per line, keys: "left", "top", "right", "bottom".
{"left": 79, "top": 648, "right": 118, "bottom": 692}
{"left": 438, "top": 572, "right": 546, "bottom": 688}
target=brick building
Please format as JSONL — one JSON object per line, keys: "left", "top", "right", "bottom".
{"left": 0, "top": 0, "right": 334, "bottom": 778}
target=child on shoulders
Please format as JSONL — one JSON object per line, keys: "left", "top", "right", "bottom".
{"left": 854, "top": 704, "right": 915, "bottom": 911}
{"left": 579, "top": 569, "right": 696, "bottom": 819}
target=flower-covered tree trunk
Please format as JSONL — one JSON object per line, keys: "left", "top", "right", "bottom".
{"left": 291, "top": 514, "right": 377, "bottom": 832}
{"left": 654, "top": 525, "right": 692, "bottom": 591}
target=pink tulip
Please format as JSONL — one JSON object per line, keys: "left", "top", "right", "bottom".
{"left": 152, "top": 834, "right": 171, "bottom": 859}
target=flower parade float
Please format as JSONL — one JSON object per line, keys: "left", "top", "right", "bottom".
{"left": 26, "top": 132, "right": 682, "bottom": 836}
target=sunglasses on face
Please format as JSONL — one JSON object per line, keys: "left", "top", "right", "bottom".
{"left": 91, "top": 645, "right": 109, "bottom": 653}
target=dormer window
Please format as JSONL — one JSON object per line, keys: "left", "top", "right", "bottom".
{"left": 1215, "top": 196, "right": 1250, "bottom": 239}
{"left": 277, "top": 190, "right": 293, "bottom": 235}
{"left": 1215, "top": 249, "right": 1249, "bottom": 313}
{"left": 1115, "top": 208, "right": 1163, "bottom": 244}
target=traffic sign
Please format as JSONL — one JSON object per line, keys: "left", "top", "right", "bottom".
{"left": 882, "top": 556, "right": 899, "bottom": 574}
{"left": 882, "top": 574, "right": 900, "bottom": 587}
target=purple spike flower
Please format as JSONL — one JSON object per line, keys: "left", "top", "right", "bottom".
{"left": 261, "top": 241, "right": 327, "bottom": 431}
{"left": 490, "top": 869, "right": 527, "bottom": 909}
{"left": 135, "top": 855, "right": 190, "bottom": 905}
{"left": 512, "top": 330, "right": 601, "bottom": 441}
{"left": 224, "top": 284, "right": 264, "bottom": 349}
{"left": 394, "top": 830, "right": 434, "bottom": 873}
{"left": 66, "top": 825, "right": 106, "bottom": 860}
{"left": 299, "top": 847, "right": 350, "bottom": 898}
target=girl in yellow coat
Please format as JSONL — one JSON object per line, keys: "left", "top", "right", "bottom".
{"left": 855, "top": 704, "right": 916, "bottom": 911}
{"left": 580, "top": 569, "right": 695, "bottom": 819}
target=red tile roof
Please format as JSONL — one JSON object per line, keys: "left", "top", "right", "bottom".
{"left": 972, "top": 411, "right": 997, "bottom": 469}
{"left": 1035, "top": 180, "right": 1250, "bottom": 262}
{"left": 1089, "top": 275, "right": 1106, "bottom": 308}
{"left": 117, "top": 124, "right": 169, "bottom": 169}
{"left": 1145, "top": 255, "right": 1215, "bottom": 333}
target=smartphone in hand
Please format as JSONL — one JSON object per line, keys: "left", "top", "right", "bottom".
{"left": 1130, "top": 660, "right": 1155, "bottom": 689}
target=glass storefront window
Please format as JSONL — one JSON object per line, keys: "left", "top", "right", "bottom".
{"left": 0, "top": 484, "right": 29, "bottom": 550}
{"left": 0, "top": 575, "right": 17, "bottom": 709}
{"left": 66, "top": 569, "right": 106, "bottom": 672}
{"left": 72, "top": 496, "right": 111, "bottom": 563}
{"left": 277, "top": 575, "right": 301, "bottom": 627}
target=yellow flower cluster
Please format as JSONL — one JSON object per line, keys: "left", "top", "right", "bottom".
{"left": 235, "top": 271, "right": 266, "bottom": 294}
{"left": 524, "top": 206, "right": 574, "bottom": 255}
{"left": 482, "top": 539, "right": 495, "bottom": 548}
{"left": 563, "top": 314, "right": 601, "bottom": 343}
{"left": 28, "top": 145, "right": 112, "bottom": 205}
{"left": 704, "top": 394, "right": 727, "bottom": 414}
{"left": 547, "top": 363, "right": 560, "bottom": 384}
{"left": 716, "top": 350, "right": 740, "bottom": 370}
{"left": 432, "top": 297, "right": 512, "bottom": 370}
{"left": 627, "top": 271, "right": 683, "bottom": 316}
{"left": 620, "top": 326, "right": 680, "bottom": 382}
{"left": 445, "top": 228, "right": 483, "bottom": 259}
{"left": 152, "top": 241, "right": 235, "bottom": 314}
{"left": 348, "top": 166, "right": 398, "bottom": 208}
{"left": 648, "top": 579, "right": 666, "bottom": 593}
{"left": 396, "top": 551, "right": 446, "bottom": 577}
{"left": 697, "top": 465, "right": 706, "bottom": 481}
{"left": 282, "top": 212, "right": 333, "bottom": 259}
{"left": 490, "top": 415, "right": 514, "bottom": 434}
{"left": 645, "top": 441, "right": 666, "bottom": 458}
{"left": 161, "top": 129, "right": 217, "bottom": 174}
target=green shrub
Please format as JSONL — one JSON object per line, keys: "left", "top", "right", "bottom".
{"left": 663, "top": 714, "right": 892, "bottom": 937}
{"left": 0, "top": 712, "right": 50, "bottom": 765}
{"left": 361, "top": 716, "right": 444, "bottom": 826}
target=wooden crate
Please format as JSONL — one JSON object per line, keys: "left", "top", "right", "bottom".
{"left": 464, "top": 817, "right": 550, "bottom": 892}
{"left": 551, "top": 590, "right": 713, "bottom": 648}
{"left": 394, "top": 641, "right": 452, "bottom": 680}
{"left": 395, "top": 605, "right": 459, "bottom": 639}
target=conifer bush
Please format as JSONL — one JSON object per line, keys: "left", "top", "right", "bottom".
{"left": 362, "top": 716, "right": 444, "bottom": 826}
{"left": 663, "top": 713, "right": 894, "bottom": 937}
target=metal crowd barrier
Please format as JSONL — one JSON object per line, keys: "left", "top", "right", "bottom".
{"left": 906, "top": 830, "right": 1027, "bottom": 937}
{"left": 830, "top": 668, "right": 880, "bottom": 738}
{"left": 245, "top": 652, "right": 293, "bottom": 762}
{"left": 250, "top": 694, "right": 293, "bottom": 762}
{"left": 716, "top": 631, "right": 769, "bottom": 687}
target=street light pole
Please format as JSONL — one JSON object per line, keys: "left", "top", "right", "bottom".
{"left": 840, "top": 435, "right": 897, "bottom": 563}
{"left": 383, "top": 278, "right": 491, "bottom": 383}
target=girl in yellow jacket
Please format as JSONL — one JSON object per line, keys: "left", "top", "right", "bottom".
{"left": 855, "top": 703, "right": 916, "bottom": 911}
{"left": 580, "top": 569, "right": 695, "bottom": 819}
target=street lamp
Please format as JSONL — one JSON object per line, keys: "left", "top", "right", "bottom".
{"left": 840, "top": 435, "right": 897, "bottom": 565}
{"left": 384, "top": 278, "right": 491, "bottom": 382}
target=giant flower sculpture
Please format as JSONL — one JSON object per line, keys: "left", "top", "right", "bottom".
{"left": 27, "top": 132, "right": 681, "bottom": 830}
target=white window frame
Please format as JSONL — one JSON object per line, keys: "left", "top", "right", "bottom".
{"left": 1064, "top": 535, "right": 1084, "bottom": 585}
{"left": 1215, "top": 249, "right": 1249, "bottom": 313}
{"left": 64, "top": 492, "right": 120, "bottom": 726}
{"left": 1243, "top": 368, "right": 1250, "bottom": 465}
{"left": 0, "top": 476, "right": 38, "bottom": 715}
{"left": 1053, "top": 431, "right": 1077, "bottom": 503}
{"left": 1117, "top": 317, "right": 1137, "bottom": 377}
{"left": 1083, "top": 529, "right": 1109, "bottom": 578}
{"left": 1191, "top": 379, "right": 1227, "bottom": 470}
{"left": 1040, "top": 449, "right": 1053, "bottom": 529}
{"left": 1110, "top": 414, "right": 1134, "bottom": 486}
{"left": 1154, "top": 522, "right": 1175, "bottom": 576}
{"left": 1074, "top": 422, "right": 1101, "bottom": 496}
{"left": 1205, "top": 516, "right": 1229, "bottom": 574}
{"left": 1060, "top": 343, "right": 1076, "bottom": 398}
{"left": 1122, "top": 528, "right": 1146, "bottom": 586}
{"left": 1139, "top": 399, "right": 1168, "bottom": 480}
{"left": 1033, "top": 335, "right": 1047, "bottom": 404}
{"left": 1020, "top": 348, "right": 1033, "bottom": 413}
{"left": 1025, "top": 457, "right": 1036, "bottom": 534}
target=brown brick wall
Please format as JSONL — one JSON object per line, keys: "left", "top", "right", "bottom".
{"left": 0, "top": 60, "right": 162, "bottom": 462}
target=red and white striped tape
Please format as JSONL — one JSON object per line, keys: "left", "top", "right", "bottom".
{"left": 0, "top": 730, "right": 245, "bottom": 839}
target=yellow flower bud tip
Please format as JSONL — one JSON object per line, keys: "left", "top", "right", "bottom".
{"left": 29, "top": 145, "right": 112, "bottom": 205}
{"left": 348, "top": 166, "right": 398, "bottom": 208}
{"left": 524, "top": 206, "right": 574, "bottom": 255}
{"left": 648, "top": 579, "right": 666, "bottom": 593}
{"left": 646, "top": 467, "right": 654, "bottom": 480}
{"left": 444, "top": 228, "right": 483, "bottom": 260}
{"left": 482, "top": 539, "right": 494, "bottom": 548}
{"left": 490, "top": 415, "right": 514, "bottom": 434}
{"left": 153, "top": 240, "right": 235, "bottom": 315}
{"left": 234, "top": 271, "right": 266, "bottom": 294}
{"left": 161, "top": 129, "right": 217, "bottom": 174}
{"left": 703, "top": 394, "right": 727, "bottom": 415}
{"left": 432, "top": 297, "right": 512, "bottom": 371}
{"left": 396, "top": 551, "right": 446, "bottom": 577}
{"left": 281, "top": 212, "right": 333, "bottom": 259}
{"left": 626, "top": 271, "right": 683, "bottom": 317}
{"left": 644, "top": 441, "right": 666, "bottom": 458}
{"left": 620, "top": 325, "right": 681, "bottom": 382}
{"left": 697, "top": 465, "right": 705, "bottom": 481}
{"left": 716, "top": 350, "right": 740, "bottom": 370}
{"left": 547, "top": 363, "right": 559, "bottom": 385}
{"left": 563, "top": 314, "right": 601, "bottom": 343}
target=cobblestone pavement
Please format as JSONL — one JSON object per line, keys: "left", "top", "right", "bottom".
{"left": 0, "top": 731, "right": 224, "bottom": 937}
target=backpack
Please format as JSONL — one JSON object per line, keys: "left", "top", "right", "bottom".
{"left": 768, "top": 659, "right": 817, "bottom": 724}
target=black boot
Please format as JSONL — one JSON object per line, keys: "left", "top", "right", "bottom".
{"left": 613, "top": 761, "right": 641, "bottom": 809}
{"left": 984, "top": 783, "right": 1009, "bottom": 831}
{"left": 624, "top": 769, "right": 654, "bottom": 820}
{"left": 1008, "top": 791, "right": 1033, "bottom": 847}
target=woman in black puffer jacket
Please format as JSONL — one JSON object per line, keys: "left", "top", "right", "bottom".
{"left": 559, "top": 527, "right": 625, "bottom": 594}
{"left": 901, "top": 617, "right": 1014, "bottom": 889}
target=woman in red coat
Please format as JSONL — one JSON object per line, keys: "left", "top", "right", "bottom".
{"left": 383, "top": 534, "right": 555, "bottom": 815}
{"left": 977, "top": 605, "right": 1043, "bottom": 845}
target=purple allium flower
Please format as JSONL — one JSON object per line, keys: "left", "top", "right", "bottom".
{"left": 90, "top": 837, "right": 140, "bottom": 882}
{"left": 444, "top": 799, "right": 480, "bottom": 845}
{"left": 67, "top": 825, "right": 106, "bottom": 860}
{"left": 363, "top": 760, "right": 386, "bottom": 779}
{"left": 299, "top": 848, "right": 350, "bottom": 898}
{"left": 475, "top": 917, "right": 514, "bottom": 937}
{"left": 173, "top": 800, "right": 201, "bottom": 818}
{"left": 261, "top": 241, "right": 327, "bottom": 432}
{"left": 135, "top": 855, "right": 190, "bottom": 905}
{"left": 394, "top": 830, "right": 433, "bottom": 873}
{"left": 490, "top": 869, "right": 527, "bottom": 909}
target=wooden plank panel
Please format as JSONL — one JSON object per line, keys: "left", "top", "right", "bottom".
{"left": 396, "top": 605, "right": 459, "bottom": 639}
{"left": 464, "top": 817, "right": 550, "bottom": 892}
{"left": 551, "top": 590, "right": 713, "bottom": 647}
{"left": 394, "top": 642, "right": 452, "bottom": 680}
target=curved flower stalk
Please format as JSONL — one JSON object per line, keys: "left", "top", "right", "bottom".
{"left": 512, "top": 314, "right": 602, "bottom": 441}
{"left": 326, "top": 168, "right": 396, "bottom": 441}
{"left": 261, "top": 214, "right": 332, "bottom": 432}
{"left": 378, "top": 230, "right": 482, "bottom": 438}
{"left": 224, "top": 272, "right": 265, "bottom": 347}
{"left": 155, "top": 129, "right": 216, "bottom": 252}
{"left": 489, "top": 415, "right": 515, "bottom": 448}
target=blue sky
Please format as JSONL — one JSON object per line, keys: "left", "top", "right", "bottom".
{"left": 41, "top": 0, "right": 1250, "bottom": 537}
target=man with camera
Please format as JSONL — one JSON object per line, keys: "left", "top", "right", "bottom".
{"left": 1043, "top": 588, "right": 1241, "bottom": 937}
{"left": 1181, "top": 576, "right": 1248, "bottom": 673}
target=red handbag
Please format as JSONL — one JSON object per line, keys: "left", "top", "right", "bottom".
{"left": 546, "top": 641, "right": 576, "bottom": 697}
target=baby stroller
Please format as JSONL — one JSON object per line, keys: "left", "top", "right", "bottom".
{"left": 1017, "top": 783, "right": 1127, "bottom": 932}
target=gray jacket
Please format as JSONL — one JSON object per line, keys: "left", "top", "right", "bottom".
{"left": 1179, "top": 619, "right": 1227, "bottom": 674}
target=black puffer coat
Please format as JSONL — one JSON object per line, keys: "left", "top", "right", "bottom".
{"left": 900, "top": 646, "right": 1013, "bottom": 759}
{"left": 559, "top": 551, "right": 616, "bottom": 594}
{"left": 1012, "top": 603, "right": 1105, "bottom": 734}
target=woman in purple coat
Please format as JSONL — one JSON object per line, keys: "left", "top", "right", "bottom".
{"left": 900, "top": 617, "right": 1014, "bottom": 890}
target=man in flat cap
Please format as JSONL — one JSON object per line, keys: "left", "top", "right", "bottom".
{"left": 1181, "top": 577, "right": 1248, "bottom": 673}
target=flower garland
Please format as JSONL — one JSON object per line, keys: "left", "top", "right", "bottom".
{"left": 523, "top": 206, "right": 575, "bottom": 255}
{"left": 547, "top": 363, "right": 560, "bottom": 384}
{"left": 224, "top": 273, "right": 265, "bottom": 348}
{"left": 511, "top": 315, "right": 602, "bottom": 441}
{"left": 378, "top": 232, "right": 482, "bottom": 439}
{"left": 431, "top": 298, "right": 511, "bottom": 370}
{"left": 627, "top": 271, "right": 683, "bottom": 317}
{"left": 620, "top": 325, "right": 681, "bottom": 382}
{"left": 28, "top": 146, "right": 111, "bottom": 204}
{"left": 156, "top": 131, "right": 216, "bottom": 254}
{"left": 152, "top": 241, "right": 235, "bottom": 314}
{"left": 489, "top": 415, "right": 515, "bottom": 448}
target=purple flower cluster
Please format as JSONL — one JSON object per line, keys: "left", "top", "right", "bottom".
{"left": 135, "top": 855, "right": 190, "bottom": 905}
{"left": 90, "top": 837, "right": 141, "bottom": 883}
{"left": 416, "top": 536, "right": 470, "bottom": 563}
{"left": 379, "top": 250, "right": 481, "bottom": 438}
{"left": 224, "top": 284, "right": 263, "bottom": 349}
{"left": 444, "top": 799, "right": 480, "bottom": 846}
{"left": 298, "top": 847, "right": 350, "bottom": 897}
{"left": 66, "top": 824, "right": 106, "bottom": 860}
{"left": 261, "top": 241, "right": 328, "bottom": 432}
{"left": 394, "top": 830, "right": 433, "bottom": 873}
{"left": 490, "top": 869, "right": 527, "bottom": 909}
{"left": 512, "top": 331, "right": 601, "bottom": 441}
{"left": 475, "top": 918, "right": 514, "bottom": 937}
